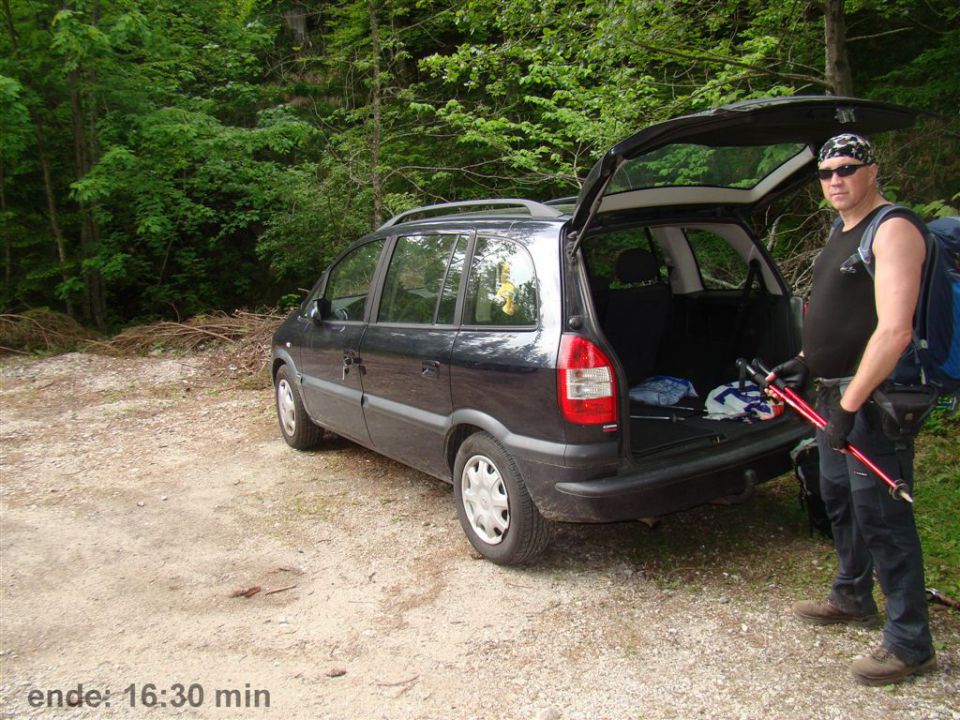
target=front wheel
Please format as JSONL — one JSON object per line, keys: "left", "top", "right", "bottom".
{"left": 453, "top": 432, "right": 550, "bottom": 564}
{"left": 275, "top": 365, "right": 323, "bottom": 450}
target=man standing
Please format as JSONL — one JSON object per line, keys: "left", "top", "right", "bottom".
{"left": 771, "top": 133, "right": 936, "bottom": 685}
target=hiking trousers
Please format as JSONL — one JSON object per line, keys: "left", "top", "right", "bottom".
{"left": 817, "top": 389, "right": 934, "bottom": 666}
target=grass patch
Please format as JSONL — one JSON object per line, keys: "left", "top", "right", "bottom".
{"left": 914, "top": 409, "right": 960, "bottom": 598}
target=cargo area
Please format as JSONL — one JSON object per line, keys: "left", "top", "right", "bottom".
{"left": 584, "top": 221, "right": 803, "bottom": 458}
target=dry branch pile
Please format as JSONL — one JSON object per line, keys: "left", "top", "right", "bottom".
{"left": 1, "top": 309, "right": 286, "bottom": 381}
{"left": 0, "top": 310, "right": 98, "bottom": 354}
{"left": 91, "top": 310, "right": 286, "bottom": 379}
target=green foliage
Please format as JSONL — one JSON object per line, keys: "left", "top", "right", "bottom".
{"left": 256, "top": 163, "right": 373, "bottom": 284}
{"left": 1, "top": 0, "right": 957, "bottom": 323}
{"left": 64, "top": 100, "right": 318, "bottom": 317}
{"left": 0, "top": 75, "right": 39, "bottom": 309}
{"left": 0, "top": 75, "right": 31, "bottom": 164}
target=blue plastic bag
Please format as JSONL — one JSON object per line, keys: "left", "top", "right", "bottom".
{"left": 629, "top": 375, "right": 698, "bottom": 406}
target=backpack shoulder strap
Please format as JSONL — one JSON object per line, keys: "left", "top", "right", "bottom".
{"left": 857, "top": 204, "right": 915, "bottom": 276}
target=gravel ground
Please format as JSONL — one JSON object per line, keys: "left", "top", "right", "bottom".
{"left": 1, "top": 352, "right": 957, "bottom": 719}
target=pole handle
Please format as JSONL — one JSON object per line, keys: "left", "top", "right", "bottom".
{"left": 735, "top": 358, "right": 913, "bottom": 504}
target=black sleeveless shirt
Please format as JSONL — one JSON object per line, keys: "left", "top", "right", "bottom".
{"left": 802, "top": 205, "right": 925, "bottom": 379}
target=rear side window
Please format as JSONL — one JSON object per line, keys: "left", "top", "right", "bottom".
{"left": 463, "top": 237, "right": 538, "bottom": 327}
{"left": 324, "top": 239, "right": 385, "bottom": 320}
{"left": 686, "top": 229, "right": 749, "bottom": 290}
{"left": 437, "top": 237, "right": 468, "bottom": 324}
{"left": 378, "top": 234, "right": 464, "bottom": 324}
{"left": 585, "top": 228, "right": 663, "bottom": 287}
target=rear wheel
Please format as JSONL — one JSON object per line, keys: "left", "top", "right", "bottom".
{"left": 453, "top": 432, "right": 550, "bottom": 564}
{"left": 275, "top": 365, "right": 323, "bottom": 450}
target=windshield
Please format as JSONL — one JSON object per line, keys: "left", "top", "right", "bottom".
{"left": 606, "top": 142, "right": 808, "bottom": 195}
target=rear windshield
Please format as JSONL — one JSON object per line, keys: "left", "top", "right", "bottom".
{"left": 606, "top": 142, "right": 806, "bottom": 194}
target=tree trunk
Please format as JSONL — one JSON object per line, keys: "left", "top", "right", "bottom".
{"left": 35, "top": 125, "right": 75, "bottom": 318}
{"left": 86, "top": 64, "right": 106, "bottom": 326}
{"left": 1, "top": 161, "right": 9, "bottom": 299}
{"left": 2, "top": 0, "right": 17, "bottom": 299}
{"left": 282, "top": 6, "right": 310, "bottom": 50}
{"left": 824, "top": 0, "right": 854, "bottom": 96}
{"left": 368, "top": 0, "right": 384, "bottom": 228}
{"left": 69, "top": 67, "right": 105, "bottom": 328}
{"left": 10, "top": 5, "right": 74, "bottom": 315}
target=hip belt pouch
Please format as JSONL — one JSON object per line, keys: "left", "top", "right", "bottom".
{"left": 872, "top": 383, "right": 939, "bottom": 439}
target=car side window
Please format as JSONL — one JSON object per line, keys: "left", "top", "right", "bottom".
{"left": 463, "top": 237, "right": 538, "bottom": 327}
{"left": 324, "top": 239, "right": 385, "bottom": 321}
{"left": 378, "top": 234, "right": 461, "bottom": 324}
{"left": 686, "top": 229, "right": 748, "bottom": 290}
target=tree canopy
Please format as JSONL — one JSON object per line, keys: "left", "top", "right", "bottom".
{"left": 2, "top": 0, "right": 957, "bottom": 326}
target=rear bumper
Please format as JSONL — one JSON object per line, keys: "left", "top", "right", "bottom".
{"left": 521, "top": 417, "right": 810, "bottom": 522}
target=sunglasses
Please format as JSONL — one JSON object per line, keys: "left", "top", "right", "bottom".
{"left": 817, "top": 163, "right": 868, "bottom": 181}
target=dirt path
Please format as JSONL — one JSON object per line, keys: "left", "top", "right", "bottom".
{"left": 1, "top": 353, "right": 957, "bottom": 719}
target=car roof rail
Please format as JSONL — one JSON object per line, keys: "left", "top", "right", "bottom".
{"left": 544, "top": 196, "right": 577, "bottom": 206}
{"left": 378, "top": 198, "right": 565, "bottom": 230}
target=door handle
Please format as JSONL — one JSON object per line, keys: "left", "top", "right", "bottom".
{"left": 342, "top": 351, "right": 359, "bottom": 380}
{"left": 421, "top": 360, "right": 440, "bottom": 379}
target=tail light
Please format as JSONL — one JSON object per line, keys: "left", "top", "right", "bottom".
{"left": 557, "top": 334, "right": 618, "bottom": 426}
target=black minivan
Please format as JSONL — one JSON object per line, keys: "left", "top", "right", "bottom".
{"left": 272, "top": 96, "right": 918, "bottom": 564}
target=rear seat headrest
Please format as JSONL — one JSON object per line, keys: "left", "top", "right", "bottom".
{"left": 615, "top": 248, "right": 660, "bottom": 284}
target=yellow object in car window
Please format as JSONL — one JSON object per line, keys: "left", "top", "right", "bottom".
{"left": 494, "top": 262, "right": 517, "bottom": 315}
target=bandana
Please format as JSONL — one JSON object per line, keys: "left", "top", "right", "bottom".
{"left": 818, "top": 133, "right": 876, "bottom": 165}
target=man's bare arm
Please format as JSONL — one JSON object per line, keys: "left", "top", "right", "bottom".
{"left": 840, "top": 216, "right": 925, "bottom": 411}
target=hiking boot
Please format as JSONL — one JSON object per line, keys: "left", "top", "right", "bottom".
{"left": 851, "top": 645, "right": 937, "bottom": 686}
{"left": 792, "top": 599, "right": 880, "bottom": 627}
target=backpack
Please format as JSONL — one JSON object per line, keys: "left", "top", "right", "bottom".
{"left": 790, "top": 439, "right": 831, "bottom": 539}
{"left": 837, "top": 205, "right": 960, "bottom": 395}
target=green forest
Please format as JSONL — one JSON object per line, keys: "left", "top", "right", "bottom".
{"left": 2, "top": 0, "right": 958, "bottom": 328}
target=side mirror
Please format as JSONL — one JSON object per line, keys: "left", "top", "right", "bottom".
{"left": 306, "top": 297, "right": 329, "bottom": 323}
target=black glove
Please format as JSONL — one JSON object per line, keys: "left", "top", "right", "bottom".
{"left": 824, "top": 403, "right": 856, "bottom": 451}
{"left": 769, "top": 355, "right": 809, "bottom": 390}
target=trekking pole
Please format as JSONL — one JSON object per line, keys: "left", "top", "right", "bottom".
{"left": 737, "top": 358, "right": 913, "bottom": 504}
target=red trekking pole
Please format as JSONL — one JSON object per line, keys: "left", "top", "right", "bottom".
{"left": 737, "top": 358, "right": 913, "bottom": 504}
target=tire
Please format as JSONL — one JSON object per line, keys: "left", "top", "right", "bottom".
{"left": 274, "top": 365, "right": 323, "bottom": 450}
{"left": 453, "top": 432, "right": 551, "bottom": 565}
